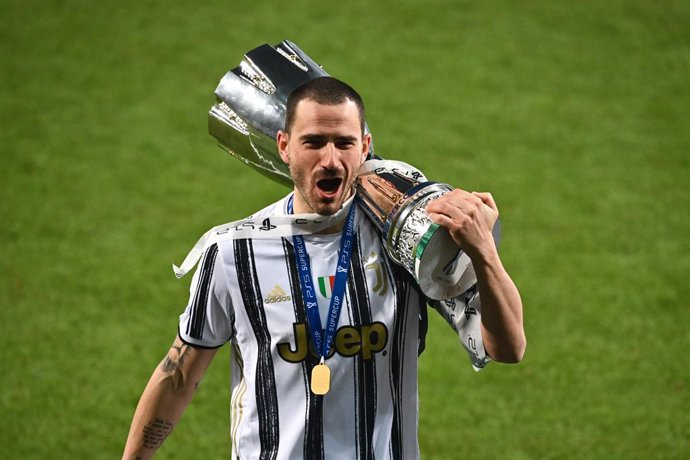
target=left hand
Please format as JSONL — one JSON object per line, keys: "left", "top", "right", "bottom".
{"left": 425, "top": 189, "right": 499, "bottom": 262}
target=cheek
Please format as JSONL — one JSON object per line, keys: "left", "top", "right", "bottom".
{"left": 348, "top": 155, "right": 365, "bottom": 172}
{"left": 289, "top": 161, "right": 308, "bottom": 186}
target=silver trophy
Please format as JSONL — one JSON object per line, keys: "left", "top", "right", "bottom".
{"left": 209, "top": 40, "right": 484, "bottom": 300}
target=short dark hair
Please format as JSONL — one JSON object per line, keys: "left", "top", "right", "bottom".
{"left": 284, "top": 76, "right": 366, "bottom": 134}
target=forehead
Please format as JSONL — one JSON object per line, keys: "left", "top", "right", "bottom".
{"left": 291, "top": 99, "right": 362, "bottom": 135}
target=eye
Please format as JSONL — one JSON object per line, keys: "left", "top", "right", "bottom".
{"left": 304, "top": 139, "right": 325, "bottom": 149}
{"left": 335, "top": 140, "right": 355, "bottom": 149}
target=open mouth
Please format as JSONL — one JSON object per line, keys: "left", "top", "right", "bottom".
{"left": 316, "top": 178, "right": 343, "bottom": 195}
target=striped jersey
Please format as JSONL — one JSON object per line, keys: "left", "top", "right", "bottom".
{"left": 178, "top": 193, "right": 489, "bottom": 459}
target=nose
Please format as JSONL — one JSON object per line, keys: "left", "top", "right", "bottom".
{"left": 320, "top": 142, "right": 339, "bottom": 169}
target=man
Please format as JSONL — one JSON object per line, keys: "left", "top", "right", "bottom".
{"left": 123, "top": 77, "right": 525, "bottom": 459}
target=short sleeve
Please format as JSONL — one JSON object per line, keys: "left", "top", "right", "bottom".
{"left": 178, "top": 243, "right": 234, "bottom": 348}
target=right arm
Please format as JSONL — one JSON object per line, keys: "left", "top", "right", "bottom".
{"left": 122, "top": 335, "right": 218, "bottom": 459}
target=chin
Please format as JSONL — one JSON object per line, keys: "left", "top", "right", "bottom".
{"left": 315, "top": 204, "right": 339, "bottom": 216}
{"left": 319, "top": 195, "right": 349, "bottom": 214}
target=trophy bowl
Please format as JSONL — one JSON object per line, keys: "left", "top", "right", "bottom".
{"left": 209, "top": 40, "right": 374, "bottom": 187}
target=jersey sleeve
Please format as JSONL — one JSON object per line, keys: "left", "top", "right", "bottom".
{"left": 178, "top": 243, "right": 234, "bottom": 348}
{"left": 429, "top": 284, "right": 491, "bottom": 371}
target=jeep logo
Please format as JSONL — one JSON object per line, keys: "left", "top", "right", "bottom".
{"left": 278, "top": 322, "right": 388, "bottom": 363}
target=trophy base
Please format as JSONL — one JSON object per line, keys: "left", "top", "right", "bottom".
{"left": 414, "top": 224, "right": 476, "bottom": 300}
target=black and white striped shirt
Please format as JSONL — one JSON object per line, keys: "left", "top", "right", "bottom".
{"left": 179, "top": 194, "right": 488, "bottom": 459}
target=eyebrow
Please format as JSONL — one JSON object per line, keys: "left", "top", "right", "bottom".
{"left": 299, "top": 134, "right": 358, "bottom": 143}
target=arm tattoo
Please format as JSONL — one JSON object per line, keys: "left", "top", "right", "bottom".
{"left": 142, "top": 417, "right": 174, "bottom": 449}
{"left": 160, "top": 339, "right": 191, "bottom": 390}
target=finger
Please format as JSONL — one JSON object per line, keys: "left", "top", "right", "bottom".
{"left": 442, "top": 193, "right": 487, "bottom": 219}
{"left": 426, "top": 212, "right": 465, "bottom": 246}
{"left": 472, "top": 192, "right": 497, "bottom": 213}
{"left": 426, "top": 189, "right": 474, "bottom": 215}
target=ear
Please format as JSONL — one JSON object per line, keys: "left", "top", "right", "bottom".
{"left": 277, "top": 130, "right": 290, "bottom": 164}
{"left": 360, "top": 133, "right": 372, "bottom": 164}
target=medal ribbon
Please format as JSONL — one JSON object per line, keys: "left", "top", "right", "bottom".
{"left": 289, "top": 195, "right": 356, "bottom": 361}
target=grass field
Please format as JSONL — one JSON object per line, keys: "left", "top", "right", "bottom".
{"left": 1, "top": 0, "right": 689, "bottom": 458}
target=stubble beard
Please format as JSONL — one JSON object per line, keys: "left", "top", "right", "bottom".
{"left": 290, "top": 164, "right": 355, "bottom": 216}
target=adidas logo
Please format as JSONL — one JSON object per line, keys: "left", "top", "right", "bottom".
{"left": 264, "top": 285, "right": 292, "bottom": 304}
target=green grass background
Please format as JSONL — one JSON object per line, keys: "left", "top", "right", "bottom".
{"left": 1, "top": 0, "right": 688, "bottom": 458}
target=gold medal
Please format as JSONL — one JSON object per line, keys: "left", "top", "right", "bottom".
{"left": 311, "top": 362, "right": 331, "bottom": 395}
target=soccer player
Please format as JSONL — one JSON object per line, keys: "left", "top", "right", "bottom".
{"left": 123, "top": 76, "right": 525, "bottom": 459}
